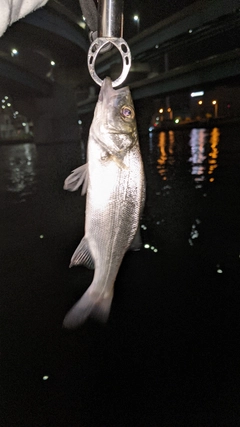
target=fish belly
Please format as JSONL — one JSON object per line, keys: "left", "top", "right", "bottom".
{"left": 86, "top": 140, "right": 144, "bottom": 296}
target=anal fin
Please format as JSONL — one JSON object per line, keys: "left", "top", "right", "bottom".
{"left": 70, "top": 237, "right": 94, "bottom": 269}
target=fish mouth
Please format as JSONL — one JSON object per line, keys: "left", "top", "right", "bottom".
{"left": 99, "top": 77, "right": 128, "bottom": 102}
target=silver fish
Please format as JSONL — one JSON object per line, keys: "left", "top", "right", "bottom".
{"left": 63, "top": 77, "right": 145, "bottom": 328}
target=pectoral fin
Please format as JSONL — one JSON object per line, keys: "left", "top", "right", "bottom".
{"left": 70, "top": 237, "right": 94, "bottom": 269}
{"left": 64, "top": 163, "right": 88, "bottom": 195}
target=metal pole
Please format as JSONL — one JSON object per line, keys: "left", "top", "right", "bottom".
{"left": 98, "top": 0, "right": 123, "bottom": 38}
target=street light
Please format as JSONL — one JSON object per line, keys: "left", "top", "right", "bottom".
{"left": 11, "top": 48, "right": 18, "bottom": 57}
{"left": 159, "top": 108, "right": 164, "bottom": 121}
{"left": 212, "top": 100, "right": 218, "bottom": 118}
{"left": 133, "top": 15, "right": 140, "bottom": 33}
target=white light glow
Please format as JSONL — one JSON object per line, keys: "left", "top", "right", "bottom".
{"left": 50, "top": 60, "right": 55, "bottom": 66}
{"left": 43, "top": 376, "right": 49, "bottom": 380}
{"left": 11, "top": 48, "right": 18, "bottom": 56}
{"left": 191, "top": 91, "right": 204, "bottom": 97}
{"left": 7, "top": 103, "right": 11, "bottom": 107}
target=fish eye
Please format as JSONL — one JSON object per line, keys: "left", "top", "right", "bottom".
{"left": 120, "top": 105, "right": 135, "bottom": 120}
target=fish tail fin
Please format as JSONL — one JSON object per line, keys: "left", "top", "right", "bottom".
{"left": 63, "top": 287, "right": 113, "bottom": 329}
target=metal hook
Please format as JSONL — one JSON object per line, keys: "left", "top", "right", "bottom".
{"left": 87, "top": 37, "right": 131, "bottom": 87}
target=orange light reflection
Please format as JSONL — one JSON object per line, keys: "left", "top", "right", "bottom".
{"left": 208, "top": 127, "right": 219, "bottom": 176}
{"left": 157, "top": 131, "right": 175, "bottom": 180}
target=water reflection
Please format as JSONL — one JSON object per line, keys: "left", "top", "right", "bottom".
{"left": 189, "top": 128, "right": 207, "bottom": 183}
{"left": 157, "top": 131, "right": 175, "bottom": 180}
{"left": 188, "top": 218, "right": 201, "bottom": 246}
{"left": 188, "top": 127, "right": 220, "bottom": 185}
{"left": 208, "top": 127, "right": 220, "bottom": 179}
{"left": 0, "top": 143, "right": 37, "bottom": 201}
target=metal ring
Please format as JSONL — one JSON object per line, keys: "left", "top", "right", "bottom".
{"left": 87, "top": 37, "right": 131, "bottom": 87}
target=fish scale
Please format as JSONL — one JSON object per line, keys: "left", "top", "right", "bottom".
{"left": 63, "top": 77, "right": 145, "bottom": 328}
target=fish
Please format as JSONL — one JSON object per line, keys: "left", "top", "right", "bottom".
{"left": 63, "top": 77, "right": 145, "bottom": 328}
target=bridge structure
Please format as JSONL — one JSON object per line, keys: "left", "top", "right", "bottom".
{"left": 77, "top": 0, "right": 240, "bottom": 113}
{"left": 0, "top": 0, "right": 240, "bottom": 141}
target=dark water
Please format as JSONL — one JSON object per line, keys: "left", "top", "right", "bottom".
{"left": 1, "top": 126, "right": 240, "bottom": 426}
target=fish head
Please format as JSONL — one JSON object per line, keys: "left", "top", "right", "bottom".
{"left": 93, "top": 77, "right": 137, "bottom": 152}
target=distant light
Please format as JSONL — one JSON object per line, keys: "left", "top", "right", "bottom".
{"left": 2, "top": 99, "right": 5, "bottom": 103}
{"left": 144, "top": 244, "right": 150, "bottom": 249}
{"left": 175, "top": 118, "right": 180, "bottom": 123}
{"left": 22, "top": 122, "right": 26, "bottom": 126}
{"left": 159, "top": 108, "right": 163, "bottom": 113}
{"left": 133, "top": 15, "right": 139, "bottom": 22}
{"left": 43, "top": 376, "right": 49, "bottom": 380}
{"left": 167, "top": 108, "right": 171, "bottom": 112}
{"left": 2, "top": 105, "right": 5, "bottom": 109}
{"left": 78, "top": 119, "right": 82, "bottom": 125}
{"left": 212, "top": 100, "right": 217, "bottom": 105}
{"left": 189, "top": 29, "right": 193, "bottom": 33}
{"left": 149, "top": 126, "right": 154, "bottom": 132}
{"left": 5, "top": 96, "right": 8, "bottom": 100}
{"left": 198, "top": 100, "right": 203, "bottom": 105}
{"left": 50, "top": 60, "right": 55, "bottom": 66}
{"left": 191, "top": 91, "right": 204, "bottom": 97}
{"left": 40, "top": 234, "right": 44, "bottom": 239}
{"left": 11, "top": 48, "right": 18, "bottom": 56}
{"left": 217, "top": 269, "right": 223, "bottom": 274}
{"left": 15, "top": 111, "right": 19, "bottom": 115}
{"left": 82, "top": 16, "right": 86, "bottom": 21}
{"left": 155, "top": 44, "right": 159, "bottom": 49}
{"left": 154, "top": 249, "right": 158, "bottom": 253}
{"left": 7, "top": 103, "right": 11, "bottom": 107}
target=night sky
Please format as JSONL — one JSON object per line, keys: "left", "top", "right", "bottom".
{"left": 123, "top": 0, "right": 197, "bottom": 38}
